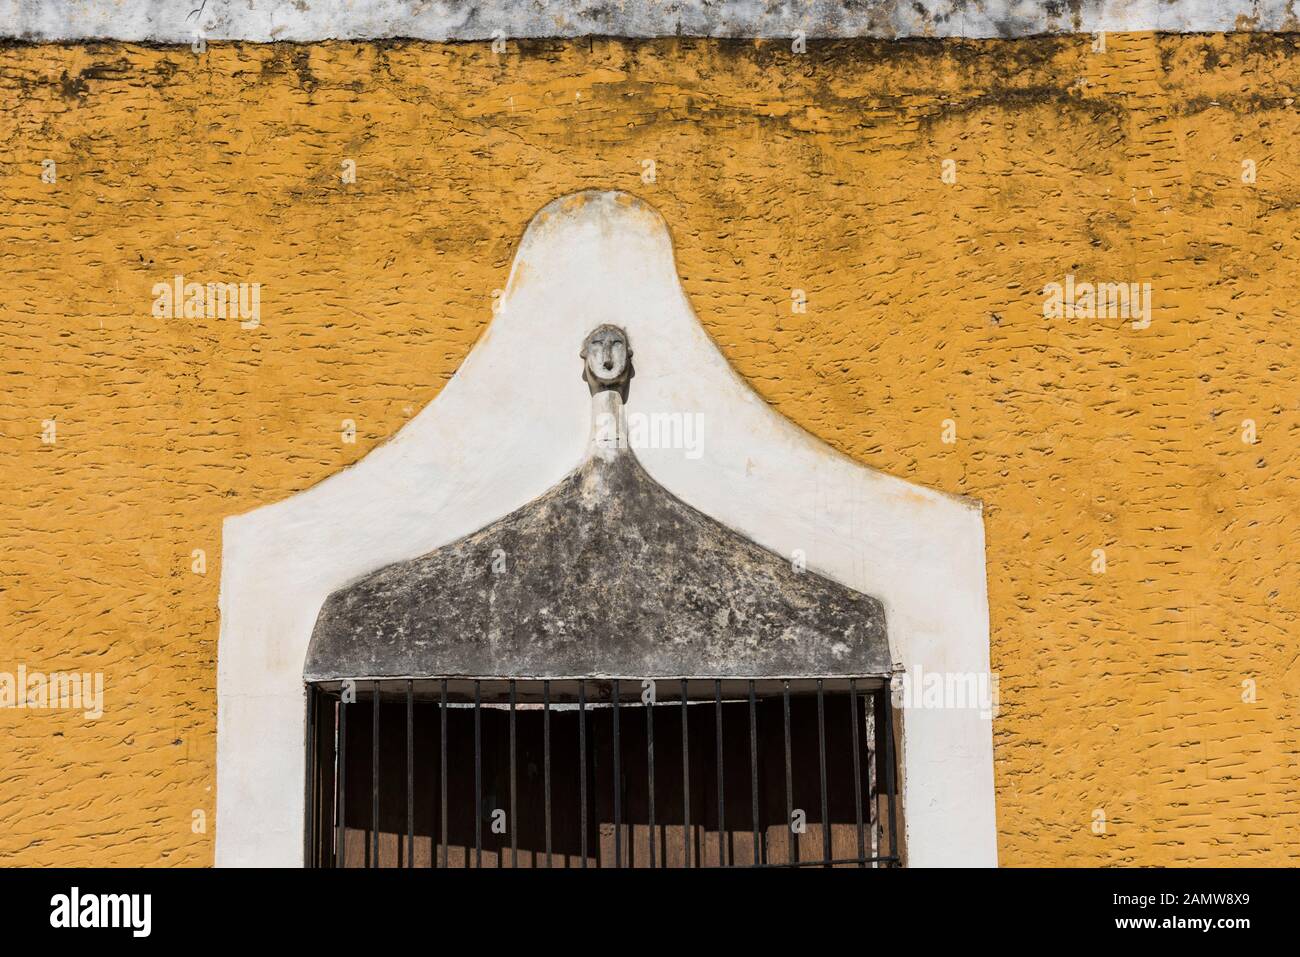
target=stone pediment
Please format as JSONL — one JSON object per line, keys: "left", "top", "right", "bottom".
{"left": 305, "top": 440, "right": 889, "bottom": 682}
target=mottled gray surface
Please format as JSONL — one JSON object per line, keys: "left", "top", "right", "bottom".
{"left": 1, "top": 0, "right": 1293, "bottom": 42}
{"left": 305, "top": 445, "right": 889, "bottom": 681}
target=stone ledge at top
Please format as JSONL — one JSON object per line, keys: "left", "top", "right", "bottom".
{"left": 1, "top": 0, "right": 1294, "bottom": 43}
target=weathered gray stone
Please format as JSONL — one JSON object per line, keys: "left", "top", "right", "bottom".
{"left": 305, "top": 419, "right": 889, "bottom": 682}
{"left": 1, "top": 0, "right": 1291, "bottom": 43}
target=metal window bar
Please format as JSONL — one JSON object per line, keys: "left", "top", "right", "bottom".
{"left": 439, "top": 679, "right": 447, "bottom": 868}
{"left": 578, "top": 680, "right": 588, "bottom": 867}
{"left": 645, "top": 683, "right": 656, "bottom": 869}
{"left": 611, "top": 678, "right": 621, "bottom": 868}
{"left": 304, "top": 686, "right": 316, "bottom": 868}
{"left": 336, "top": 694, "right": 346, "bottom": 867}
{"left": 509, "top": 679, "right": 518, "bottom": 868}
{"left": 748, "top": 680, "right": 760, "bottom": 866}
{"left": 817, "top": 679, "right": 830, "bottom": 868}
{"left": 543, "top": 679, "right": 552, "bottom": 868}
{"left": 715, "top": 679, "right": 726, "bottom": 867}
{"left": 370, "top": 684, "right": 379, "bottom": 868}
{"left": 473, "top": 680, "right": 482, "bottom": 869}
{"left": 305, "top": 678, "right": 901, "bottom": 868}
{"left": 406, "top": 679, "right": 414, "bottom": 868}
{"left": 849, "top": 678, "right": 866, "bottom": 867}
{"left": 783, "top": 680, "right": 795, "bottom": 865}
{"left": 680, "top": 679, "right": 691, "bottom": 868}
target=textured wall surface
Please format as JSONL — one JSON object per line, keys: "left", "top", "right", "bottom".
{"left": 0, "top": 33, "right": 1297, "bottom": 865}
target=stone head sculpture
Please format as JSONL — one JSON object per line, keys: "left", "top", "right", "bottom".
{"left": 580, "top": 323, "right": 633, "bottom": 399}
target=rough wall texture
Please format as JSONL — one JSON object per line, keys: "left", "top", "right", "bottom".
{"left": 0, "top": 33, "right": 1296, "bottom": 866}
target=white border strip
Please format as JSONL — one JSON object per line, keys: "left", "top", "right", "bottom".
{"left": 1, "top": 0, "right": 1292, "bottom": 43}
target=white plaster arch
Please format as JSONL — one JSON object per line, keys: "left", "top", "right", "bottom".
{"left": 215, "top": 190, "right": 996, "bottom": 867}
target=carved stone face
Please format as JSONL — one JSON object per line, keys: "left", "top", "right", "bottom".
{"left": 580, "top": 324, "right": 632, "bottom": 392}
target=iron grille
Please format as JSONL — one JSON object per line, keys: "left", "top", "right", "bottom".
{"left": 305, "top": 678, "right": 900, "bottom": 868}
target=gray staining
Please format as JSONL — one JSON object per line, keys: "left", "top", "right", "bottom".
{"left": 3, "top": 0, "right": 1288, "bottom": 42}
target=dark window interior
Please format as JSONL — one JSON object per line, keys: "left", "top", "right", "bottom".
{"left": 306, "top": 679, "right": 900, "bottom": 868}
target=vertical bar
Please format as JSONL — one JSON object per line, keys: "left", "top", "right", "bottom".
{"left": 543, "top": 679, "right": 552, "bottom": 868}
{"left": 849, "top": 679, "right": 866, "bottom": 867}
{"left": 304, "top": 686, "right": 316, "bottom": 868}
{"left": 714, "top": 679, "right": 726, "bottom": 867}
{"left": 406, "top": 680, "right": 414, "bottom": 869}
{"left": 783, "top": 680, "right": 795, "bottom": 865}
{"left": 817, "top": 679, "right": 831, "bottom": 867}
{"left": 369, "top": 681, "right": 379, "bottom": 868}
{"left": 680, "top": 679, "right": 691, "bottom": 868}
{"left": 474, "top": 680, "right": 482, "bottom": 868}
{"left": 867, "top": 690, "right": 879, "bottom": 866}
{"left": 646, "top": 682, "right": 656, "bottom": 869}
{"left": 578, "top": 680, "right": 588, "bottom": 868}
{"left": 439, "top": 679, "right": 448, "bottom": 869}
{"left": 370, "top": 684, "right": 380, "bottom": 868}
{"left": 612, "top": 679, "right": 621, "bottom": 868}
{"left": 509, "top": 680, "right": 518, "bottom": 868}
{"left": 749, "top": 680, "right": 760, "bottom": 866}
{"left": 883, "top": 680, "right": 899, "bottom": 866}
{"left": 337, "top": 693, "right": 347, "bottom": 869}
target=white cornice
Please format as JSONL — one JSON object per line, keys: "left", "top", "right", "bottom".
{"left": 2, "top": 0, "right": 1294, "bottom": 43}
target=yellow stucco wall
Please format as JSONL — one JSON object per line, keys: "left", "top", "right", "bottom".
{"left": 0, "top": 33, "right": 1296, "bottom": 865}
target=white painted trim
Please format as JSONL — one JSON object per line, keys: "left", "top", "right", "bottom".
{"left": 215, "top": 190, "right": 996, "bottom": 867}
{"left": 2, "top": 0, "right": 1289, "bottom": 42}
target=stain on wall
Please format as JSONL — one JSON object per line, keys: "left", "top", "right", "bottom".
{"left": 0, "top": 33, "right": 1296, "bottom": 865}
